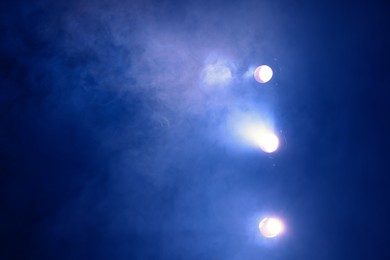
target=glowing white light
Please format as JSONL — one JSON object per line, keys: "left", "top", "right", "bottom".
{"left": 242, "top": 125, "right": 279, "bottom": 153}
{"left": 230, "top": 114, "right": 279, "bottom": 153}
{"left": 254, "top": 65, "right": 273, "bottom": 83}
{"left": 259, "top": 217, "right": 284, "bottom": 238}
{"left": 258, "top": 132, "right": 279, "bottom": 153}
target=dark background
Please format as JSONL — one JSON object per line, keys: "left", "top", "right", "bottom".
{"left": 1, "top": 0, "right": 390, "bottom": 259}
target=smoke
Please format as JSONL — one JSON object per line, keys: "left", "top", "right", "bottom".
{"left": 0, "top": 0, "right": 291, "bottom": 259}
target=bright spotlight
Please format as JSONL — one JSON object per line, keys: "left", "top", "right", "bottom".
{"left": 242, "top": 125, "right": 279, "bottom": 153}
{"left": 259, "top": 217, "right": 284, "bottom": 238}
{"left": 258, "top": 132, "right": 279, "bottom": 153}
{"left": 230, "top": 113, "right": 279, "bottom": 153}
{"left": 254, "top": 65, "right": 273, "bottom": 83}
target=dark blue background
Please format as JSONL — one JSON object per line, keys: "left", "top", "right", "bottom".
{"left": 1, "top": 0, "right": 390, "bottom": 259}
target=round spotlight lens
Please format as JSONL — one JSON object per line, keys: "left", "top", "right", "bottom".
{"left": 259, "top": 217, "right": 284, "bottom": 238}
{"left": 254, "top": 65, "right": 273, "bottom": 83}
{"left": 258, "top": 133, "right": 279, "bottom": 153}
